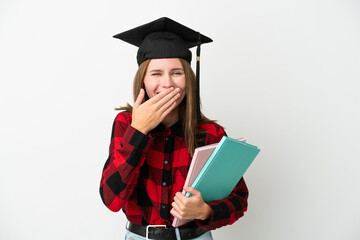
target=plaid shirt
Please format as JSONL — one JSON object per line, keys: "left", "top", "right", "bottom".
{"left": 99, "top": 111, "right": 248, "bottom": 230}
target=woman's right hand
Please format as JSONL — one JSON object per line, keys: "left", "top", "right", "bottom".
{"left": 131, "top": 87, "right": 181, "bottom": 134}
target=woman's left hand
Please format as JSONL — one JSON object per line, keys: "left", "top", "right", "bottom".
{"left": 170, "top": 186, "right": 212, "bottom": 220}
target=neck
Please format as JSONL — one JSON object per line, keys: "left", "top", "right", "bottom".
{"left": 162, "top": 107, "right": 179, "bottom": 128}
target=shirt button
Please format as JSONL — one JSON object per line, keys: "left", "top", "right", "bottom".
{"left": 162, "top": 182, "right": 167, "bottom": 186}
{"left": 164, "top": 160, "right": 168, "bottom": 165}
{"left": 161, "top": 204, "right": 166, "bottom": 209}
{"left": 165, "top": 137, "right": 170, "bottom": 141}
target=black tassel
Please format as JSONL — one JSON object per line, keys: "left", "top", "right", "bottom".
{"left": 196, "top": 33, "right": 201, "bottom": 121}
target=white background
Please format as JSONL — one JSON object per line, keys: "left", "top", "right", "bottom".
{"left": 1, "top": 0, "right": 359, "bottom": 239}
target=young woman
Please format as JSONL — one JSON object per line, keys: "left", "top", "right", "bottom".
{"left": 99, "top": 17, "right": 249, "bottom": 240}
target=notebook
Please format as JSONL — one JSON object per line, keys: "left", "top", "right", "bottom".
{"left": 172, "top": 137, "right": 256, "bottom": 227}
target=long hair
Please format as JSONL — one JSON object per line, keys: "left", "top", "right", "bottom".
{"left": 115, "top": 58, "right": 217, "bottom": 155}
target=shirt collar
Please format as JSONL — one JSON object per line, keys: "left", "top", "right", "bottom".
{"left": 149, "top": 121, "right": 184, "bottom": 138}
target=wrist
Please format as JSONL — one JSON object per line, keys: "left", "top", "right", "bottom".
{"left": 131, "top": 123, "right": 148, "bottom": 135}
{"left": 200, "top": 203, "right": 212, "bottom": 220}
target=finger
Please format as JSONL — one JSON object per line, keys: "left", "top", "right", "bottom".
{"left": 159, "top": 93, "right": 180, "bottom": 114}
{"left": 147, "top": 87, "right": 175, "bottom": 104}
{"left": 158, "top": 88, "right": 181, "bottom": 107}
{"left": 134, "top": 89, "right": 145, "bottom": 108}
{"left": 183, "top": 186, "right": 200, "bottom": 197}
{"left": 160, "top": 102, "right": 177, "bottom": 120}
{"left": 153, "top": 88, "right": 181, "bottom": 109}
{"left": 171, "top": 201, "right": 182, "bottom": 213}
{"left": 170, "top": 208, "right": 183, "bottom": 219}
{"left": 175, "top": 194, "right": 187, "bottom": 206}
{"left": 174, "top": 192, "right": 187, "bottom": 206}
{"left": 171, "top": 202, "right": 188, "bottom": 219}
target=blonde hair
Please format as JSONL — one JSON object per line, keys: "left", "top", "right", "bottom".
{"left": 116, "top": 58, "right": 216, "bottom": 155}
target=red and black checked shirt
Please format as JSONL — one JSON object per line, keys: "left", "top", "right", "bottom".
{"left": 99, "top": 111, "right": 249, "bottom": 230}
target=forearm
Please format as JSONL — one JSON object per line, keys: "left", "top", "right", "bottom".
{"left": 100, "top": 115, "right": 153, "bottom": 212}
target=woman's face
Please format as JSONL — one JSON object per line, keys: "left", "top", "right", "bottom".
{"left": 143, "top": 58, "right": 186, "bottom": 105}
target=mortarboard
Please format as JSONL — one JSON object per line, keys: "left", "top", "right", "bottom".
{"left": 113, "top": 17, "right": 213, "bottom": 121}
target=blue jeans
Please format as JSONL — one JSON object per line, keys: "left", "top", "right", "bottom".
{"left": 124, "top": 228, "right": 213, "bottom": 240}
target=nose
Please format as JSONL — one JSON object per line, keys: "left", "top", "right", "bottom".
{"left": 160, "top": 73, "right": 173, "bottom": 88}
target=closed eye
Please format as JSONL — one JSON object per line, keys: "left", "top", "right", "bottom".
{"left": 173, "top": 71, "right": 184, "bottom": 75}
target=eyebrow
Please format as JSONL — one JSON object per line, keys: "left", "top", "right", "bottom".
{"left": 171, "top": 68, "right": 184, "bottom": 71}
{"left": 149, "top": 68, "right": 184, "bottom": 72}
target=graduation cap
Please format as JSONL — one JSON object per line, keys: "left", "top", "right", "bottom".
{"left": 113, "top": 17, "right": 213, "bottom": 121}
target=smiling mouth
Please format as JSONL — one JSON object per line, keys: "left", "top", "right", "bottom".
{"left": 156, "top": 90, "right": 180, "bottom": 95}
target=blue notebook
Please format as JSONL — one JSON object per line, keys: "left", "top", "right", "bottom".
{"left": 185, "top": 136, "right": 260, "bottom": 201}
